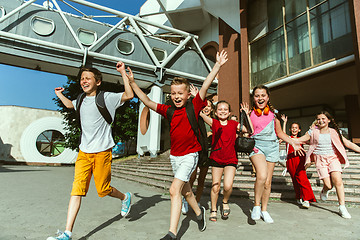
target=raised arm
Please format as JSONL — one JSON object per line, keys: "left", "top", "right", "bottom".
{"left": 281, "top": 114, "right": 288, "bottom": 133}
{"left": 275, "top": 118, "right": 305, "bottom": 155}
{"left": 54, "top": 87, "right": 74, "bottom": 109}
{"left": 127, "top": 69, "right": 157, "bottom": 111}
{"left": 199, "top": 50, "right": 228, "bottom": 100}
{"left": 116, "top": 61, "right": 134, "bottom": 103}
{"left": 200, "top": 111, "right": 213, "bottom": 127}
{"left": 240, "top": 102, "right": 253, "bottom": 134}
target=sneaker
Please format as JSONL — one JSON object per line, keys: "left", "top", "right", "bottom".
{"left": 302, "top": 200, "right": 310, "bottom": 209}
{"left": 181, "top": 197, "right": 189, "bottom": 215}
{"left": 339, "top": 205, "right": 351, "bottom": 219}
{"left": 260, "top": 211, "right": 274, "bottom": 223}
{"left": 320, "top": 189, "right": 329, "bottom": 201}
{"left": 197, "top": 206, "right": 206, "bottom": 232}
{"left": 121, "top": 192, "right": 132, "bottom": 217}
{"left": 251, "top": 206, "right": 261, "bottom": 220}
{"left": 47, "top": 230, "right": 72, "bottom": 240}
{"left": 160, "top": 233, "right": 177, "bottom": 240}
{"left": 296, "top": 199, "right": 303, "bottom": 205}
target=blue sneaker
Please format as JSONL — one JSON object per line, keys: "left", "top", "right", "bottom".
{"left": 121, "top": 192, "right": 132, "bottom": 217}
{"left": 47, "top": 230, "right": 72, "bottom": 240}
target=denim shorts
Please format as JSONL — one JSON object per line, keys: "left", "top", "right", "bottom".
{"left": 170, "top": 152, "right": 198, "bottom": 182}
{"left": 249, "top": 139, "right": 280, "bottom": 163}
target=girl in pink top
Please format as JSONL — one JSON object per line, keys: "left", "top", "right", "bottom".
{"left": 242, "top": 85, "right": 303, "bottom": 223}
{"left": 298, "top": 111, "right": 360, "bottom": 219}
{"left": 201, "top": 100, "right": 251, "bottom": 222}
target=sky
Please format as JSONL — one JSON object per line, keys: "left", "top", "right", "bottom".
{"left": 0, "top": 0, "right": 147, "bottom": 110}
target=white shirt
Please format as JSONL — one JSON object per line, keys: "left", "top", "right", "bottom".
{"left": 72, "top": 92, "right": 124, "bottom": 153}
{"left": 308, "top": 129, "right": 335, "bottom": 155}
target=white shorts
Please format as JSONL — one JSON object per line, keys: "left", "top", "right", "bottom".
{"left": 170, "top": 152, "right": 198, "bottom": 182}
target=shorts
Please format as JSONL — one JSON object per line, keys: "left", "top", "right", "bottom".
{"left": 209, "top": 158, "right": 238, "bottom": 168}
{"left": 314, "top": 154, "right": 342, "bottom": 179}
{"left": 249, "top": 139, "right": 280, "bottom": 163}
{"left": 71, "top": 149, "right": 113, "bottom": 197}
{"left": 170, "top": 152, "right": 198, "bottom": 182}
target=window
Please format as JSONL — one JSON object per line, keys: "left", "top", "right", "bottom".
{"left": 31, "top": 16, "right": 55, "bottom": 36}
{"left": 0, "top": 6, "right": 5, "bottom": 18}
{"left": 36, "top": 130, "right": 65, "bottom": 157}
{"left": 77, "top": 28, "right": 97, "bottom": 46}
{"left": 116, "top": 38, "right": 134, "bottom": 55}
{"left": 152, "top": 47, "right": 167, "bottom": 62}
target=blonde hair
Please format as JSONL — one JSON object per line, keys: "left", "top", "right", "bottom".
{"left": 171, "top": 77, "right": 190, "bottom": 91}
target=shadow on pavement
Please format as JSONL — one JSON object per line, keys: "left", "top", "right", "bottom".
{"left": 0, "top": 165, "right": 47, "bottom": 173}
{"left": 78, "top": 214, "right": 123, "bottom": 240}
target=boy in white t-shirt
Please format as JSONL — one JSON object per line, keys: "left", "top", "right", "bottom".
{"left": 47, "top": 62, "right": 134, "bottom": 240}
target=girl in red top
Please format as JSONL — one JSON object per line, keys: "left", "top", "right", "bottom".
{"left": 201, "top": 100, "right": 250, "bottom": 222}
{"left": 281, "top": 115, "right": 316, "bottom": 208}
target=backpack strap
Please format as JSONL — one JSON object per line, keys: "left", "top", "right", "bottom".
{"left": 186, "top": 99, "right": 201, "bottom": 142}
{"left": 95, "top": 91, "right": 113, "bottom": 125}
{"left": 76, "top": 92, "right": 86, "bottom": 130}
{"left": 166, "top": 105, "right": 176, "bottom": 123}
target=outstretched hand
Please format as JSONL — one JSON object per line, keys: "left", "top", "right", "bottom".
{"left": 125, "top": 67, "right": 134, "bottom": 83}
{"left": 240, "top": 102, "right": 250, "bottom": 115}
{"left": 189, "top": 84, "right": 199, "bottom": 97}
{"left": 216, "top": 50, "right": 228, "bottom": 66}
{"left": 281, "top": 114, "right": 287, "bottom": 123}
{"left": 116, "top": 61, "right": 126, "bottom": 72}
{"left": 292, "top": 139, "right": 305, "bottom": 156}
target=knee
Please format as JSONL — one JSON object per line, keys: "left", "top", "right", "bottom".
{"left": 223, "top": 183, "right": 233, "bottom": 193}
{"left": 264, "top": 181, "right": 272, "bottom": 191}
{"left": 169, "top": 186, "right": 181, "bottom": 198}
{"left": 211, "top": 182, "right": 221, "bottom": 194}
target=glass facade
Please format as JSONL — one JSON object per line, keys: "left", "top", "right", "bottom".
{"left": 249, "top": 0, "right": 353, "bottom": 88}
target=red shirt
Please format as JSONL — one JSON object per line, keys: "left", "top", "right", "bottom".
{"left": 209, "top": 119, "right": 238, "bottom": 165}
{"left": 156, "top": 93, "right": 207, "bottom": 156}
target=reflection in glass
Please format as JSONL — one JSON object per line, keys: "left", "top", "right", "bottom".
{"left": 36, "top": 130, "right": 65, "bottom": 157}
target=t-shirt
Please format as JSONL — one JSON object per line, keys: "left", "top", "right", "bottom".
{"left": 307, "top": 129, "right": 335, "bottom": 155}
{"left": 156, "top": 93, "right": 207, "bottom": 156}
{"left": 72, "top": 92, "right": 124, "bottom": 153}
{"left": 209, "top": 119, "right": 238, "bottom": 165}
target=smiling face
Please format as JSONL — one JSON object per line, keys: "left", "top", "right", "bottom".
{"left": 215, "top": 102, "right": 231, "bottom": 121}
{"left": 80, "top": 71, "right": 101, "bottom": 96}
{"left": 170, "top": 83, "right": 191, "bottom": 108}
{"left": 203, "top": 100, "right": 213, "bottom": 116}
{"left": 290, "top": 123, "right": 301, "bottom": 137}
{"left": 253, "top": 88, "right": 269, "bottom": 110}
{"left": 316, "top": 114, "right": 330, "bottom": 129}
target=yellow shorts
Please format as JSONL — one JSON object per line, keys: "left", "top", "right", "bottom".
{"left": 71, "top": 149, "right": 113, "bottom": 197}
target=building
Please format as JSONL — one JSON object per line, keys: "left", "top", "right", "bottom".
{"left": 140, "top": 0, "right": 360, "bottom": 143}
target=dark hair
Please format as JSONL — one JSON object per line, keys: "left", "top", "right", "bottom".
{"left": 316, "top": 111, "right": 345, "bottom": 146}
{"left": 206, "top": 99, "right": 215, "bottom": 118}
{"left": 171, "top": 77, "right": 190, "bottom": 91}
{"left": 290, "top": 122, "right": 302, "bottom": 137}
{"left": 251, "top": 85, "right": 279, "bottom": 119}
{"left": 78, "top": 67, "right": 103, "bottom": 82}
{"left": 215, "top": 100, "right": 231, "bottom": 120}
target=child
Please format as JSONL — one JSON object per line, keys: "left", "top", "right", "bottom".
{"left": 182, "top": 88, "right": 214, "bottom": 215}
{"left": 281, "top": 115, "right": 316, "bottom": 208}
{"left": 129, "top": 51, "right": 228, "bottom": 240}
{"left": 47, "top": 62, "right": 134, "bottom": 240}
{"left": 201, "top": 101, "right": 251, "bottom": 222}
{"left": 298, "top": 111, "right": 360, "bottom": 218}
{"left": 241, "top": 85, "right": 303, "bottom": 223}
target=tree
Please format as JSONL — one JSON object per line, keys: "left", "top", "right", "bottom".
{"left": 53, "top": 76, "right": 139, "bottom": 152}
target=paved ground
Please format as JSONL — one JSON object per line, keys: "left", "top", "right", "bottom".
{"left": 0, "top": 164, "right": 359, "bottom": 240}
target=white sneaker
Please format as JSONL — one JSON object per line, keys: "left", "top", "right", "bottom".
{"left": 251, "top": 206, "right": 261, "bottom": 220}
{"left": 302, "top": 200, "right": 310, "bottom": 209}
{"left": 260, "top": 211, "right": 274, "bottom": 223}
{"left": 339, "top": 205, "right": 351, "bottom": 219}
{"left": 296, "top": 199, "right": 303, "bottom": 205}
{"left": 181, "top": 197, "right": 188, "bottom": 215}
{"left": 320, "top": 189, "right": 329, "bottom": 201}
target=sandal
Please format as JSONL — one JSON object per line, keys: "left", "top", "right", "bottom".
{"left": 221, "top": 202, "right": 230, "bottom": 220}
{"left": 209, "top": 210, "right": 217, "bottom": 222}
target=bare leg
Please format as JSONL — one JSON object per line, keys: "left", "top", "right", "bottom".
{"left": 330, "top": 171, "right": 345, "bottom": 205}
{"left": 109, "top": 187, "right": 125, "bottom": 200}
{"left": 195, "top": 166, "right": 209, "bottom": 202}
{"left": 168, "top": 178, "right": 185, "bottom": 235}
{"left": 182, "top": 182, "right": 201, "bottom": 216}
{"left": 261, "top": 161, "right": 275, "bottom": 211}
{"left": 222, "top": 166, "right": 236, "bottom": 204}
{"left": 250, "top": 154, "right": 267, "bottom": 206}
{"left": 211, "top": 167, "right": 224, "bottom": 212}
{"left": 65, "top": 195, "right": 82, "bottom": 232}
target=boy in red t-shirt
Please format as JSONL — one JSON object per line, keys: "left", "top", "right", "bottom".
{"left": 128, "top": 50, "right": 228, "bottom": 240}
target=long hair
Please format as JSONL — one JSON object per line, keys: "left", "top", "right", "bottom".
{"left": 317, "top": 111, "right": 345, "bottom": 146}
{"left": 290, "top": 122, "right": 302, "bottom": 138}
{"left": 251, "top": 85, "right": 280, "bottom": 119}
